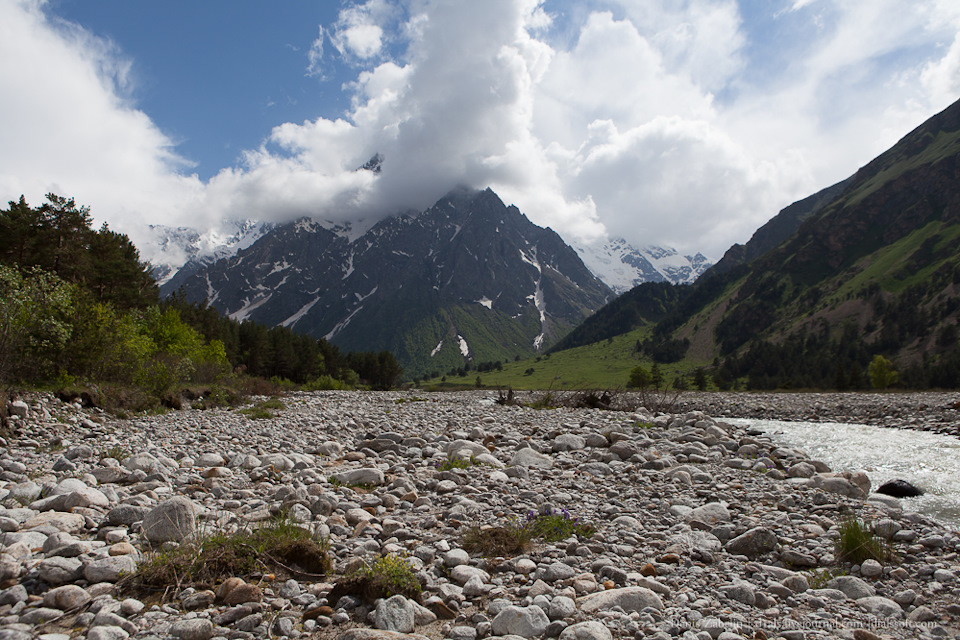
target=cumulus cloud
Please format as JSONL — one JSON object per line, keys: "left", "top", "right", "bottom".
{"left": 2, "top": 0, "right": 960, "bottom": 262}
{"left": 328, "top": 0, "right": 397, "bottom": 61}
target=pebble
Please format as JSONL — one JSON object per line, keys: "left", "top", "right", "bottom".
{"left": 0, "top": 390, "right": 955, "bottom": 640}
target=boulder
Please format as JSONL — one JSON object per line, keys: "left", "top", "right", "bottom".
{"left": 687, "top": 502, "right": 731, "bottom": 525}
{"left": 491, "top": 605, "right": 549, "bottom": 638}
{"left": 141, "top": 497, "right": 198, "bottom": 543}
{"left": 374, "top": 595, "right": 416, "bottom": 633}
{"left": 332, "top": 468, "right": 385, "bottom": 486}
{"left": 579, "top": 587, "right": 664, "bottom": 613}
{"left": 510, "top": 448, "right": 553, "bottom": 468}
{"left": 827, "top": 576, "right": 876, "bottom": 600}
{"left": 876, "top": 479, "right": 923, "bottom": 497}
{"left": 560, "top": 622, "right": 613, "bottom": 640}
{"left": 724, "top": 527, "right": 778, "bottom": 557}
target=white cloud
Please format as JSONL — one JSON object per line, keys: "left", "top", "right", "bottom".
{"left": 0, "top": 0, "right": 203, "bottom": 254}
{"left": 306, "top": 26, "right": 325, "bottom": 77}
{"left": 2, "top": 0, "right": 960, "bottom": 264}
{"left": 329, "top": 0, "right": 396, "bottom": 61}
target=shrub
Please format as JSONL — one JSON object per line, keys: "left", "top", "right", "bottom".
{"left": 303, "top": 374, "right": 353, "bottom": 391}
{"left": 525, "top": 509, "right": 595, "bottom": 543}
{"left": 868, "top": 355, "right": 898, "bottom": 390}
{"left": 435, "top": 456, "right": 476, "bottom": 471}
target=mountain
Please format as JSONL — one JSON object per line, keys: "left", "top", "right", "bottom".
{"left": 644, "top": 96, "right": 960, "bottom": 388}
{"left": 146, "top": 219, "right": 274, "bottom": 286}
{"left": 705, "top": 177, "right": 851, "bottom": 277}
{"left": 163, "top": 187, "right": 613, "bottom": 378}
{"left": 573, "top": 238, "right": 712, "bottom": 293}
{"left": 548, "top": 281, "right": 688, "bottom": 353}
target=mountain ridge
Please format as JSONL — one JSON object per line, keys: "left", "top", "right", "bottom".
{"left": 163, "top": 187, "right": 614, "bottom": 378}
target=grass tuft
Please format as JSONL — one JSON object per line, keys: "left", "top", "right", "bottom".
{"left": 525, "top": 509, "right": 595, "bottom": 542}
{"left": 327, "top": 554, "right": 422, "bottom": 605}
{"left": 835, "top": 516, "right": 894, "bottom": 565}
{"left": 121, "top": 514, "right": 330, "bottom": 598}
{"left": 462, "top": 521, "right": 533, "bottom": 556}
{"left": 435, "top": 456, "right": 477, "bottom": 471}
{"left": 462, "top": 509, "right": 595, "bottom": 557}
{"left": 239, "top": 398, "right": 285, "bottom": 420}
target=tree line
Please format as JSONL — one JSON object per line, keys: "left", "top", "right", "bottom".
{"left": 0, "top": 194, "right": 402, "bottom": 408}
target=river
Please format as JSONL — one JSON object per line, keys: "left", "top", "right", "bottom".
{"left": 728, "top": 418, "right": 960, "bottom": 528}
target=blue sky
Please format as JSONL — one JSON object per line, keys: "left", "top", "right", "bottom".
{"left": 52, "top": 1, "right": 350, "bottom": 179}
{"left": 2, "top": 0, "right": 959, "bottom": 264}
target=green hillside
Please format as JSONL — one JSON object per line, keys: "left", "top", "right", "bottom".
{"left": 422, "top": 324, "right": 712, "bottom": 391}
{"left": 462, "top": 97, "right": 960, "bottom": 392}
{"left": 655, "top": 97, "right": 960, "bottom": 389}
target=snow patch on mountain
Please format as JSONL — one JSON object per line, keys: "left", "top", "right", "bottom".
{"left": 229, "top": 293, "right": 273, "bottom": 323}
{"left": 457, "top": 335, "right": 470, "bottom": 357}
{"left": 572, "top": 237, "right": 713, "bottom": 294}
{"left": 281, "top": 297, "right": 321, "bottom": 329}
{"left": 325, "top": 306, "right": 364, "bottom": 341}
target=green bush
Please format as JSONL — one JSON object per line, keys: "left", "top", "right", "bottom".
{"left": 302, "top": 374, "right": 353, "bottom": 391}
{"left": 463, "top": 521, "right": 533, "bottom": 556}
{"left": 435, "top": 456, "right": 477, "bottom": 471}
{"left": 332, "top": 554, "right": 422, "bottom": 602}
{"left": 525, "top": 509, "right": 595, "bottom": 542}
{"left": 0, "top": 265, "right": 76, "bottom": 382}
{"left": 125, "top": 514, "right": 330, "bottom": 595}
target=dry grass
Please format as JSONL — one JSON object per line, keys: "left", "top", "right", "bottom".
{"left": 121, "top": 515, "right": 330, "bottom": 598}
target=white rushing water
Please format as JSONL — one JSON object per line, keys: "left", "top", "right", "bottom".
{"left": 729, "top": 418, "right": 960, "bottom": 528}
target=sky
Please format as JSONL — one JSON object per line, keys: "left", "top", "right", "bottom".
{"left": 1, "top": 0, "right": 959, "bottom": 263}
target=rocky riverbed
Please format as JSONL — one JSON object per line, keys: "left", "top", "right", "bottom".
{"left": 0, "top": 390, "right": 958, "bottom": 640}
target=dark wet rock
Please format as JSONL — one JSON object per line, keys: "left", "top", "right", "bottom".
{"left": 877, "top": 479, "right": 924, "bottom": 497}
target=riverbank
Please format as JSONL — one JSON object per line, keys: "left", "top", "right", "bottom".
{"left": 675, "top": 391, "right": 960, "bottom": 437}
{"left": 0, "top": 390, "right": 958, "bottom": 640}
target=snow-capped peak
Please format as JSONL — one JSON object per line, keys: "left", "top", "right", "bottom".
{"left": 572, "top": 237, "right": 713, "bottom": 294}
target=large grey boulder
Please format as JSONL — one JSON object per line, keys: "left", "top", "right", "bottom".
{"left": 332, "top": 468, "right": 385, "bottom": 486}
{"left": 579, "top": 587, "right": 664, "bottom": 614}
{"left": 827, "top": 575, "right": 876, "bottom": 600}
{"left": 141, "top": 497, "right": 198, "bottom": 543}
{"left": 560, "top": 622, "right": 613, "bottom": 640}
{"left": 38, "top": 556, "right": 82, "bottom": 585}
{"left": 857, "top": 596, "right": 903, "bottom": 618}
{"left": 491, "top": 605, "right": 549, "bottom": 638}
{"left": 725, "top": 527, "right": 778, "bottom": 557}
{"left": 374, "top": 595, "right": 416, "bottom": 632}
{"left": 552, "top": 433, "right": 586, "bottom": 452}
{"left": 122, "top": 452, "right": 161, "bottom": 474}
{"left": 687, "top": 502, "right": 731, "bottom": 525}
{"left": 510, "top": 448, "right": 553, "bottom": 468}
{"left": 84, "top": 555, "right": 137, "bottom": 583}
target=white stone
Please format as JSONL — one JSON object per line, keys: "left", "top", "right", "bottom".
{"left": 559, "top": 621, "right": 613, "bottom": 640}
